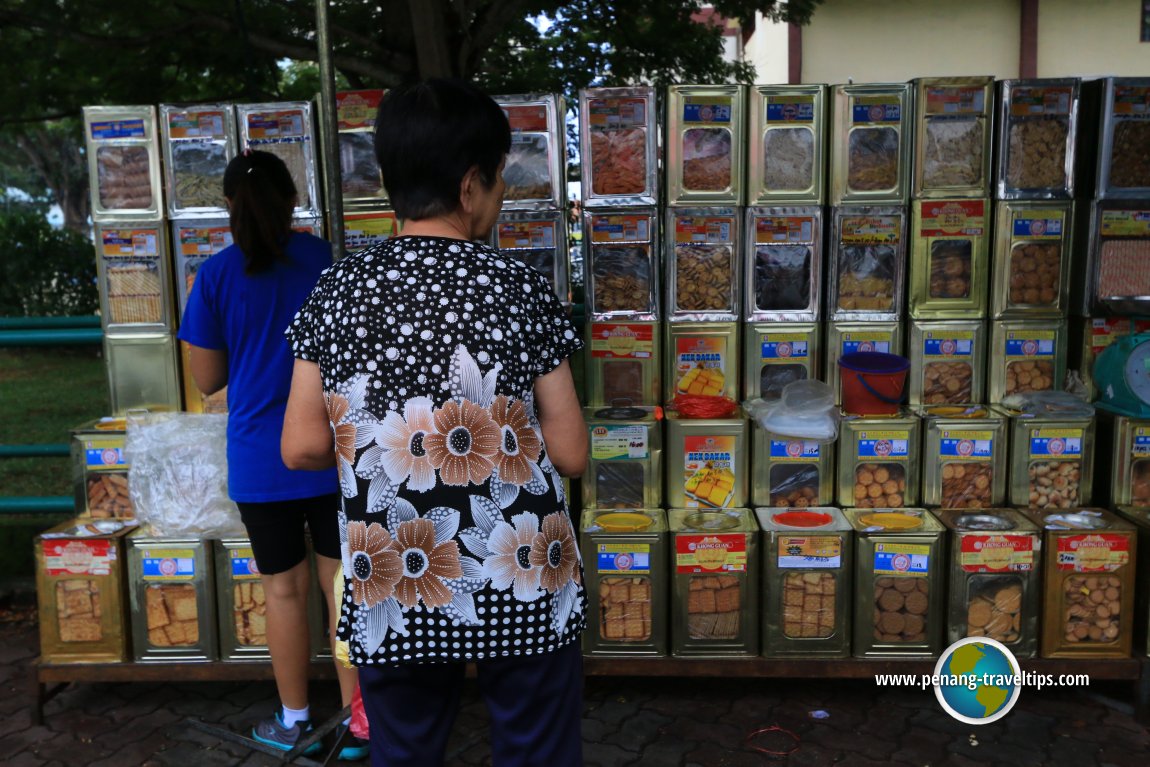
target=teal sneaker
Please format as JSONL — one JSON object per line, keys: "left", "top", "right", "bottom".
{"left": 251, "top": 712, "right": 323, "bottom": 755}
{"left": 336, "top": 725, "right": 370, "bottom": 761}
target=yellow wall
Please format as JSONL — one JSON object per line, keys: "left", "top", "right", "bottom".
{"left": 800, "top": 0, "right": 1021, "bottom": 83}
{"left": 1038, "top": 0, "right": 1150, "bottom": 76}
{"left": 744, "top": 12, "right": 790, "bottom": 84}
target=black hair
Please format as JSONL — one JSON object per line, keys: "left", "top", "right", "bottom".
{"left": 223, "top": 150, "right": 297, "bottom": 274}
{"left": 374, "top": 78, "right": 511, "bottom": 221}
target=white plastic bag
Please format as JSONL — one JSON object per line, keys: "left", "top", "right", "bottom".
{"left": 125, "top": 412, "right": 244, "bottom": 537}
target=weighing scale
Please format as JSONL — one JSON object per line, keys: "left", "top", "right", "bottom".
{"left": 1094, "top": 332, "right": 1150, "bottom": 417}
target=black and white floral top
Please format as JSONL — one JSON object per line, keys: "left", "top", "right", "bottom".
{"left": 286, "top": 236, "right": 586, "bottom": 665}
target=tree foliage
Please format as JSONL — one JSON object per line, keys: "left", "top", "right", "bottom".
{"left": 0, "top": 208, "right": 98, "bottom": 316}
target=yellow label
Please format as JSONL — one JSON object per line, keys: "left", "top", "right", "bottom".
{"left": 777, "top": 535, "right": 842, "bottom": 569}
{"left": 1100, "top": 210, "right": 1150, "bottom": 238}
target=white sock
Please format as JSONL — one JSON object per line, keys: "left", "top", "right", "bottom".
{"left": 282, "top": 704, "right": 310, "bottom": 728}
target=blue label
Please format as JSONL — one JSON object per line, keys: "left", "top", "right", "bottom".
{"left": 766, "top": 101, "right": 815, "bottom": 122}
{"left": 842, "top": 340, "right": 890, "bottom": 354}
{"left": 940, "top": 437, "right": 994, "bottom": 458}
{"left": 85, "top": 447, "right": 126, "bottom": 468}
{"left": 760, "top": 341, "right": 808, "bottom": 359}
{"left": 596, "top": 551, "right": 650, "bottom": 574}
{"left": 923, "top": 338, "right": 972, "bottom": 357}
{"left": 1012, "top": 217, "right": 1063, "bottom": 237}
{"left": 91, "top": 119, "right": 146, "bottom": 139}
{"left": 873, "top": 550, "right": 929, "bottom": 575}
{"left": 683, "top": 103, "right": 731, "bottom": 123}
{"left": 1029, "top": 435, "right": 1082, "bottom": 456}
{"left": 1005, "top": 338, "right": 1054, "bottom": 357}
{"left": 686, "top": 451, "right": 732, "bottom": 463}
{"left": 769, "top": 440, "right": 820, "bottom": 458}
{"left": 852, "top": 103, "right": 901, "bottom": 123}
{"left": 858, "top": 439, "right": 908, "bottom": 458}
{"left": 231, "top": 556, "right": 259, "bottom": 578}
{"left": 142, "top": 556, "right": 196, "bottom": 578}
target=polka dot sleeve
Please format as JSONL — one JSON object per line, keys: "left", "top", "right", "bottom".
{"left": 527, "top": 269, "right": 583, "bottom": 379}
{"left": 284, "top": 272, "right": 329, "bottom": 363}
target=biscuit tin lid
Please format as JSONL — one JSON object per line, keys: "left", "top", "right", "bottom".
{"left": 860, "top": 511, "right": 922, "bottom": 530}
{"left": 954, "top": 513, "right": 1016, "bottom": 531}
{"left": 846, "top": 508, "right": 943, "bottom": 533}
{"left": 669, "top": 507, "right": 755, "bottom": 533}
{"left": 589, "top": 404, "right": 657, "bottom": 421}
{"left": 1042, "top": 512, "right": 1109, "bottom": 530}
{"left": 582, "top": 509, "right": 666, "bottom": 534}
{"left": 919, "top": 405, "right": 992, "bottom": 421}
{"left": 41, "top": 519, "right": 133, "bottom": 539}
{"left": 594, "top": 512, "right": 656, "bottom": 533}
{"left": 755, "top": 506, "right": 852, "bottom": 532}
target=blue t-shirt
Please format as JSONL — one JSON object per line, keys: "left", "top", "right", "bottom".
{"left": 178, "top": 231, "right": 338, "bottom": 502}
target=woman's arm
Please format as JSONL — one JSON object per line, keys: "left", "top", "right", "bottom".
{"left": 533, "top": 360, "right": 587, "bottom": 478}
{"left": 282, "top": 359, "right": 336, "bottom": 470}
{"left": 187, "top": 345, "right": 228, "bottom": 395}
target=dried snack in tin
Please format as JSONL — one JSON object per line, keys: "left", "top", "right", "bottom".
{"left": 106, "top": 262, "right": 163, "bottom": 324}
{"left": 763, "top": 128, "right": 814, "bottom": 191}
{"left": 1027, "top": 460, "right": 1080, "bottom": 509}
{"left": 769, "top": 463, "right": 820, "bottom": 508}
{"left": 590, "top": 127, "right": 647, "bottom": 196}
{"left": 170, "top": 142, "right": 227, "bottom": 209}
{"left": 837, "top": 245, "right": 896, "bottom": 312}
{"left": 504, "top": 134, "right": 552, "bottom": 200}
{"left": 1132, "top": 460, "right": 1150, "bottom": 505}
{"left": 940, "top": 462, "right": 993, "bottom": 508}
{"left": 754, "top": 245, "right": 812, "bottom": 312}
{"left": 338, "top": 133, "right": 383, "bottom": 197}
{"left": 1097, "top": 240, "right": 1150, "bottom": 300}
{"left": 1063, "top": 575, "right": 1121, "bottom": 644}
{"left": 86, "top": 472, "right": 134, "bottom": 519}
{"left": 922, "top": 119, "right": 983, "bottom": 188}
{"left": 1110, "top": 121, "right": 1150, "bottom": 188}
{"left": 56, "top": 579, "right": 102, "bottom": 643}
{"left": 922, "top": 361, "right": 972, "bottom": 405}
{"left": 600, "top": 576, "right": 653, "bottom": 641}
{"left": 259, "top": 142, "right": 310, "bottom": 208}
{"left": 928, "top": 240, "right": 972, "bottom": 299}
{"left": 687, "top": 574, "right": 741, "bottom": 640}
{"left": 1005, "top": 360, "right": 1054, "bottom": 396}
{"left": 853, "top": 463, "right": 906, "bottom": 509}
{"left": 873, "top": 577, "right": 928, "bottom": 642}
{"left": 675, "top": 244, "right": 732, "bottom": 312}
{"left": 966, "top": 577, "right": 1022, "bottom": 644}
{"left": 510, "top": 248, "right": 557, "bottom": 282}
{"left": 848, "top": 127, "right": 899, "bottom": 191}
{"left": 782, "top": 571, "right": 835, "bottom": 638}
{"left": 145, "top": 583, "right": 200, "bottom": 647}
{"left": 591, "top": 245, "right": 650, "bottom": 314}
{"left": 1009, "top": 243, "right": 1061, "bottom": 307}
{"left": 1007, "top": 117, "right": 1068, "bottom": 190}
{"left": 682, "top": 128, "right": 732, "bottom": 191}
{"left": 97, "top": 146, "right": 153, "bottom": 209}
{"left": 233, "top": 581, "right": 268, "bottom": 646}
{"left": 601, "top": 360, "right": 643, "bottom": 404}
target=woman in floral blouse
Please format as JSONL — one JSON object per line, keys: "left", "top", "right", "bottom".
{"left": 283, "top": 78, "right": 588, "bottom": 767}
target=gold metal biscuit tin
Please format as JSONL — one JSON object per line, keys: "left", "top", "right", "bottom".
{"left": 236, "top": 101, "right": 320, "bottom": 219}
{"left": 666, "top": 84, "right": 746, "bottom": 206}
{"left": 493, "top": 92, "right": 566, "bottom": 210}
{"left": 581, "top": 509, "right": 669, "bottom": 657}
{"left": 71, "top": 418, "right": 133, "bottom": 520}
{"left": 743, "top": 206, "right": 823, "bottom": 323}
{"left": 908, "top": 320, "right": 986, "bottom": 406}
{"left": 127, "top": 529, "right": 218, "bottom": 662}
{"left": 937, "top": 508, "right": 1041, "bottom": 659}
{"left": 1085, "top": 200, "right": 1150, "bottom": 317}
{"left": 665, "top": 412, "right": 749, "bottom": 510}
{"left": 908, "top": 198, "right": 990, "bottom": 319}
{"left": 94, "top": 221, "right": 175, "bottom": 336}
{"left": 664, "top": 322, "right": 740, "bottom": 403}
{"left": 583, "top": 405, "right": 664, "bottom": 510}
{"left": 332, "top": 89, "right": 388, "bottom": 208}
{"left": 747, "top": 84, "right": 826, "bottom": 205}
{"left": 83, "top": 105, "right": 164, "bottom": 223}
{"left": 1095, "top": 77, "right": 1150, "bottom": 200}
{"left": 585, "top": 208, "right": 660, "bottom": 321}
{"left": 828, "top": 206, "right": 908, "bottom": 323}
{"left": 36, "top": 519, "right": 135, "bottom": 663}
{"left": 578, "top": 86, "right": 659, "bottom": 207}
{"left": 584, "top": 321, "right": 661, "bottom": 407}
{"left": 755, "top": 507, "right": 852, "bottom": 658}
{"left": 342, "top": 210, "right": 398, "bottom": 256}
{"left": 830, "top": 83, "right": 913, "bottom": 205}
{"left": 998, "top": 401, "right": 1095, "bottom": 510}
{"left": 1099, "top": 415, "right": 1150, "bottom": 508}
{"left": 990, "top": 200, "right": 1074, "bottom": 319}
{"left": 846, "top": 508, "right": 945, "bottom": 658}
{"left": 995, "top": 78, "right": 1082, "bottom": 200}
{"left": 751, "top": 429, "right": 834, "bottom": 509}
{"left": 825, "top": 322, "right": 903, "bottom": 407}
{"left": 919, "top": 406, "right": 1007, "bottom": 509}
{"left": 666, "top": 207, "right": 741, "bottom": 322}
{"left": 1024, "top": 508, "right": 1135, "bottom": 658}
{"left": 669, "top": 508, "right": 759, "bottom": 656}
{"left": 987, "top": 319, "right": 1068, "bottom": 404}
{"left": 912, "top": 77, "right": 994, "bottom": 198}
{"left": 1110, "top": 506, "right": 1150, "bottom": 655}
{"left": 159, "top": 103, "right": 236, "bottom": 218}
{"left": 494, "top": 209, "right": 569, "bottom": 303}
{"left": 743, "top": 322, "right": 820, "bottom": 402}
{"left": 104, "top": 333, "right": 182, "bottom": 414}
{"left": 837, "top": 414, "right": 922, "bottom": 508}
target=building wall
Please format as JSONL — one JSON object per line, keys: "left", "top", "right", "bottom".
{"left": 1037, "top": 0, "right": 1150, "bottom": 77}
{"left": 800, "top": 0, "right": 1021, "bottom": 84}
{"left": 743, "top": 12, "right": 790, "bottom": 84}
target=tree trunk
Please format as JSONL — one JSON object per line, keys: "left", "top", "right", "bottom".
{"left": 408, "top": 0, "right": 455, "bottom": 78}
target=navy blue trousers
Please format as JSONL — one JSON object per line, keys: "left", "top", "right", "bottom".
{"left": 358, "top": 640, "right": 584, "bottom": 767}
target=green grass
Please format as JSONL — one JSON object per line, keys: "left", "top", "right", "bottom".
{"left": 0, "top": 347, "right": 110, "bottom": 497}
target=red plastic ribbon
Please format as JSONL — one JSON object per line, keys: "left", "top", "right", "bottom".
{"left": 671, "top": 394, "right": 738, "bottom": 419}
{"left": 744, "top": 724, "right": 800, "bottom": 759}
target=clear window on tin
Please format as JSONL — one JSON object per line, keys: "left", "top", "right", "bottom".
{"left": 338, "top": 133, "right": 383, "bottom": 197}
{"left": 1004, "top": 360, "right": 1054, "bottom": 396}
{"left": 233, "top": 581, "right": 268, "bottom": 647}
{"left": 96, "top": 146, "right": 154, "bottom": 209}
{"left": 1063, "top": 575, "right": 1121, "bottom": 644}
{"left": 1006, "top": 117, "right": 1069, "bottom": 190}
{"left": 754, "top": 245, "right": 812, "bottom": 312}
{"left": 940, "top": 462, "right": 993, "bottom": 509}
{"left": 928, "top": 240, "right": 972, "bottom": 299}
{"left": 56, "top": 580, "right": 102, "bottom": 643}
{"left": 601, "top": 360, "right": 644, "bottom": 404}
{"left": 837, "top": 245, "right": 896, "bottom": 312}
{"left": 854, "top": 463, "right": 905, "bottom": 508}
{"left": 922, "top": 361, "right": 972, "bottom": 405}
{"left": 782, "top": 571, "right": 835, "bottom": 639}
{"left": 770, "top": 463, "right": 819, "bottom": 507}
{"left": 922, "top": 118, "right": 983, "bottom": 188}
{"left": 687, "top": 574, "right": 740, "bottom": 639}
{"left": 1133, "top": 459, "right": 1150, "bottom": 505}
{"left": 104, "top": 260, "right": 164, "bottom": 325}
{"left": 1008, "top": 242, "right": 1061, "bottom": 308}
{"left": 966, "top": 575, "right": 1022, "bottom": 644}
{"left": 599, "top": 576, "right": 652, "bottom": 642}
{"left": 675, "top": 244, "right": 732, "bottom": 312}
{"left": 595, "top": 462, "right": 645, "bottom": 509}
{"left": 171, "top": 141, "right": 228, "bottom": 208}
{"left": 682, "top": 128, "right": 732, "bottom": 191}
{"left": 511, "top": 248, "right": 556, "bottom": 282}
{"left": 1026, "top": 460, "right": 1081, "bottom": 509}
{"left": 760, "top": 363, "right": 808, "bottom": 400}
{"left": 591, "top": 244, "right": 651, "bottom": 314}
{"left": 590, "top": 123, "right": 648, "bottom": 196}
{"left": 847, "top": 127, "right": 899, "bottom": 192}
{"left": 145, "top": 583, "right": 200, "bottom": 647}
{"left": 86, "top": 471, "right": 133, "bottom": 518}
{"left": 1097, "top": 239, "right": 1150, "bottom": 301}
{"left": 763, "top": 127, "right": 815, "bottom": 192}
{"left": 874, "top": 575, "right": 928, "bottom": 643}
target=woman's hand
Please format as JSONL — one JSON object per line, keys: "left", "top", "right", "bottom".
{"left": 282, "top": 359, "right": 336, "bottom": 470}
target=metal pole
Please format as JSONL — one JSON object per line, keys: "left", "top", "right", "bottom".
{"left": 315, "top": 0, "right": 345, "bottom": 259}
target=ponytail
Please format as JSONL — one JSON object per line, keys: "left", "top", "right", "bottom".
{"left": 223, "top": 149, "right": 297, "bottom": 274}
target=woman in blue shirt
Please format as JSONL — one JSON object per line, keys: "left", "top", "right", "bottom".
{"left": 179, "top": 149, "right": 364, "bottom": 759}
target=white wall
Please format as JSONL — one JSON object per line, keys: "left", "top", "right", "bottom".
{"left": 743, "top": 12, "right": 790, "bottom": 84}
{"left": 1037, "top": 0, "right": 1150, "bottom": 77}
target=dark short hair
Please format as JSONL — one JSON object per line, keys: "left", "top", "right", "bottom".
{"left": 223, "top": 150, "right": 296, "bottom": 274}
{"left": 374, "top": 78, "right": 511, "bottom": 221}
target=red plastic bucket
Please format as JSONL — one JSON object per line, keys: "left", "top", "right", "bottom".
{"left": 838, "top": 351, "right": 909, "bottom": 416}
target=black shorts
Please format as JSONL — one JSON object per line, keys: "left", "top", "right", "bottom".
{"left": 236, "top": 493, "right": 341, "bottom": 575}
